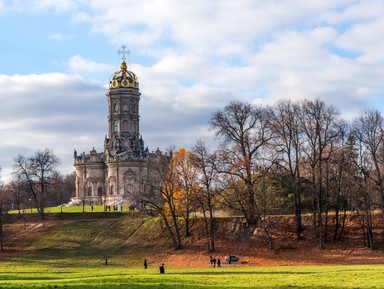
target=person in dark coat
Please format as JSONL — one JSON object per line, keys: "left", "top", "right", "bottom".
{"left": 159, "top": 263, "right": 165, "bottom": 274}
{"left": 144, "top": 259, "right": 148, "bottom": 269}
{"left": 217, "top": 258, "right": 221, "bottom": 267}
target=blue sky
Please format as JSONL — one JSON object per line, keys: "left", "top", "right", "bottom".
{"left": 1, "top": 0, "right": 384, "bottom": 181}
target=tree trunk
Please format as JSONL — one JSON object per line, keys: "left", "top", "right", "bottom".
{"left": 185, "top": 210, "right": 190, "bottom": 237}
{"left": 170, "top": 207, "right": 182, "bottom": 249}
{"left": 209, "top": 206, "right": 215, "bottom": 252}
{"left": 161, "top": 213, "right": 182, "bottom": 250}
{"left": 0, "top": 213, "right": 4, "bottom": 252}
{"left": 365, "top": 210, "right": 374, "bottom": 249}
{"left": 294, "top": 190, "right": 302, "bottom": 241}
{"left": 246, "top": 183, "right": 257, "bottom": 225}
{"left": 337, "top": 208, "right": 347, "bottom": 241}
{"left": 201, "top": 208, "right": 211, "bottom": 252}
{"left": 333, "top": 204, "right": 340, "bottom": 241}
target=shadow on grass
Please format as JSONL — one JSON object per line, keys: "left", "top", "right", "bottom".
{"left": 170, "top": 270, "right": 315, "bottom": 275}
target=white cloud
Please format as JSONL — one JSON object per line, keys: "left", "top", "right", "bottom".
{"left": 1, "top": 0, "right": 384, "bottom": 181}
{"left": 0, "top": 73, "right": 106, "bottom": 180}
{"left": 69, "top": 55, "right": 114, "bottom": 73}
{"left": 5, "top": 0, "right": 80, "bottom": 12}
{"left": 49, "top": 33, "right": 73, "bottom": 41}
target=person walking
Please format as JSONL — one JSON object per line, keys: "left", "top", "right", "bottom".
{"left": 144, "top": 259, "right": 148, "bottom": 269}
{"left": 159, "top": 263, "right": 165, "bottom": 274}
{"left": 217, "top": 258, "right": 221, "bottom": 267}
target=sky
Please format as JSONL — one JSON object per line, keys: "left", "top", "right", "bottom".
{"left": 1, "top": 0, "right": 384, "bottom": 181}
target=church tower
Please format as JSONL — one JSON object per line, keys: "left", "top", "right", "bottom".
{"left": 73, "top": 46, "right": 151, "bottom": 206}
{"left": 104, "top": 46, "right": 146, "bottom": 159}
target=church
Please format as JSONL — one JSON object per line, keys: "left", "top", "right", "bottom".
{"left": 72, "top": 47, "right": 161, "bottom": 207}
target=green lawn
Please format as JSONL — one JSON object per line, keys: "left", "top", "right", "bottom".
{"left": 0, "top": 263, "right": 383, "bottom": 288}
{"left": 3, "top": 211, "right": 384, "bottom": 288}
{"left": 9, "top": 205, "right": 127, "bottom": 214}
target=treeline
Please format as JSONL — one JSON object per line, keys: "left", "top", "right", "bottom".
{"left": 0, "top": 149, "right": 74, "bottom": 249}
{"left": 132, "top": 98, "right": 384, "bottom": 251}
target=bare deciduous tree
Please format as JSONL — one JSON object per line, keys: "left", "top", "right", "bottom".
{"left": 130, "top": 150, "right": 183, "bottom": 250}
{"left": 210, "top": 101, "right": 275, "bottom": 249}
{"left": 210, "top": 101, "right": 273, "bottom": 225}
{"left": 191, "top": 140, "right": 220, "bottom": 252}
{"left": 298, "top": 99, "right": 343, "bottom": 249}
{"left": 271, "top": 99, "right": 305, "bottom": 241}
{"left": 172, "top": 148, "right": 197, "bottom": 238}
{"left": 0, "top": 167, "right": 13, "bottom": 252}
{"left": 13, "top": 149, "right": 60, "bottom": 227}
{"left": 351, "top": 109, "right": 384, "bottom": 248}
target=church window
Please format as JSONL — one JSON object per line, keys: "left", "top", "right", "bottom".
{"left": 97, "top": 187, "right": 102, "bottom": 197}
{"left": 111, "top": 185, "right": 115, "bottom": 195}
{"left": 122, "top": 120, "right": 128, "bottom": 132}
{"left": 87, "top": 186, "right": 92, "bottom": 196}
{"left": 114, "top": 103, "right": 118, "bottom": 112}
{"left": 113, "top": 121, "right": 119, "bottom": 132}
{"left": 123, "top": 103, "right": 128, "bottom": 113}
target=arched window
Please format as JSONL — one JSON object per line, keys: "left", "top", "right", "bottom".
{"left": 123, "top": 103, "right": 128, "bottom": 113}
{"left": 87, "top": 186, "right": 92, "bottom": 196}
{"left": 113, "top": 121, "right": 119, "bottom": 132}
{"left": 97, "top": 187, "right": 103, "bottom": 197}
{"left": 122, "top": 120, "right": 128, "bottom": 132}
{"left": 110, "top": 185, "right": 114, "bottom": 195}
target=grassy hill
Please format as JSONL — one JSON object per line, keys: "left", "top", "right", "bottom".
{"left": 2, "top": 212, "right": 170, "bottom": 268}
{"left": 2, "top": 211, "right": 384, "bottom": 269}
{"left": 2, "top": 211, "right": 384, "bottom": 288}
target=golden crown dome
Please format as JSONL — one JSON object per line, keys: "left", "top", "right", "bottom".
{"left": 109, "top": 60, "right": 139, "bottom": 89}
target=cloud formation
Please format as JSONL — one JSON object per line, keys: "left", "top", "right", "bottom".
{"left": 0, "top": 0, "right": 384, "bottom": 182}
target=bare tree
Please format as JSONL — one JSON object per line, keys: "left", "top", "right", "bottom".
{"left": 13, "top": 149, "right": 61, "bottom": 227}
{"left": 172, "top": 148, "right": 197, "bottom": 238}
{"left": 50, "top": 172, "right": 75, "bottom": 212}
{"left": 0, "top": 167, "right": 13, "bottom": 252}
{"left": 326, "top": 132, "right": 356, "bottom": 241}
{"left": 130, "top": 150, "right": 183, "bottom": 250}
{"left": 210, "top": 101, "right": 275, "bottom": 249}
{"left": 190, "top": 140, "right": 220, "bottom": 252}
{"left": 271, "top": 99, "right": 305, "bottom": 241}
{"left": 210, "top": 101, "right": 273, "bottom": 225}
{"left": 8, "top": 179, "right": 27, "bottom": 214}
{"left": 298, "top": 99, "right": 343, "bottom": 249}
{"left": 351, "top": 109, "right": 384, "bottom": 248}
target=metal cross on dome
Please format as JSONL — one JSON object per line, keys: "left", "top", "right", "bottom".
{"left": 117, "top": 45, "right": 130, "bottom": 61}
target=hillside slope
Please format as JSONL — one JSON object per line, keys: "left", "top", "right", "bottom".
{"left": 2, "top": 212, "right": 384, "bottom": 268}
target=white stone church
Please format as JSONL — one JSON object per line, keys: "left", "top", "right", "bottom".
{"left": 72, "top": 48, "right": 162, "bottom": 206}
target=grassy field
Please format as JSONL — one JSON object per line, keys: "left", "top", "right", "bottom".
{"left": 2, "top": 210, "right": 384, "bottom": 288}
{"left": 9, "top": 205, "right": 125, "bottom": 214}
{"left": 0, "top": 263, "right": 383, "bottom": 288}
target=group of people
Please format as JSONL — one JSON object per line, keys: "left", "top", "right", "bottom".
{"left": 104, "top": 204, "right": 122, "bottom": 211}
{"left": 142, "top": 256, "right": 223, "bottom": 273}
{"left": 209, "top": 256, "right": 221, "bottom": 268}
{"left": 144, "top": 259, "right": 165, "bottom": 274}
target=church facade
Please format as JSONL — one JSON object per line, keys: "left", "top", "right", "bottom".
{"left": 72, "top": 53, "right": 160, "bottom": 206}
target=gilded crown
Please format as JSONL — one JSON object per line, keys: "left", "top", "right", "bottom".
{"left": 109, "top": 60, "right": 139, "bottom": 89}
